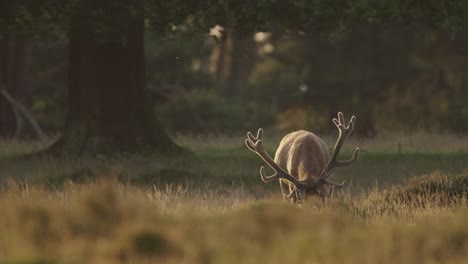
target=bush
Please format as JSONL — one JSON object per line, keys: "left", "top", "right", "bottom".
{"left": 157, "top": 89, "right": 275, "bottom": 134}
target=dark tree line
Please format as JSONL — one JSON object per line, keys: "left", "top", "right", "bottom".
{"left": 1, "top": 0, "right": 468, "bottom": 155}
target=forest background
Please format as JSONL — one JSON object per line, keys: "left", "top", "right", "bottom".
{"left": 2, "top": 1, "right": 468, "bottom": 145}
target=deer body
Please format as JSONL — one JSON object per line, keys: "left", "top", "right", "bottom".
{"left": 275, "top": 130, "right": 329, "bottom": 181}
{"left": 275, "top": 131, "right": 331, "bottom": 201}
{"left": 245, "top": 112, "right": 359, "bottom": 204}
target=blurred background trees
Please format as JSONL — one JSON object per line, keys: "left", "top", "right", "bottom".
{"left": 1, "top": 0, "right": 468, "bottom": 148}
{"left": 156, "top": 26, "right": 468, "bottom": 136}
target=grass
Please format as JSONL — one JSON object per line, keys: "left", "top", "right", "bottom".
{"left": 0, "top": 132, "right": 468, "bottom": 263}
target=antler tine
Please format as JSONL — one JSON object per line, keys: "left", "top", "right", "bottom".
{"left": 245, "top": 139, "right": 255, "bottom": 152}
{"left": 255, "top": 143, "right": 306, "bottom": 187}
{"left": 259, "top": 165, "right": 306, "bottom": 188}
{"left": 338, "top": 112, "right": 344, "bottom": 124}
{"left": 245, "top": 128, "right": 306, "bottom": 189}
{"left": 324, "top": 179, "right": 345, "bottom": 187}
{"left": 256, "top": 128, "right": 263, "bottom": 140}
{"left": 247, "top": 128, "right": 263, "bottom": 142}
{"left": 319, "top": 112, "right": 359, "bottom": 181}
{"left": 347, "top": 116, "right": 356, "bottom": 132}
{"left": 259, "top": 166, "right": 278, "bottom": 183}
{"left": 336, "top": 147, "right": 360, "bottom": 167}
{"left": 245, "top": 128, "right": 264, "bottom": 152}
{"left": 333, "top": 118, "right": 346, "bottom": 131}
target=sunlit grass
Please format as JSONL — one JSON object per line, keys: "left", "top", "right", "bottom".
{"left": 0, "top": 133, "right": 468, "bottom": 263}
{"left": 0, "top": 173, "right": 468, "bottom": 263}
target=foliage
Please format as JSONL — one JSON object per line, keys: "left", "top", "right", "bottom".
{"left": 2, "top": 0, "right": 468, "bottom": 139}
{"left": 156, "top": 87, "right": 278, "bottom": 133}
{"left": 3, "top": 0, "right": 468, "bottom": 35}
{"left": 4, "top": 27, "right": 468, "bottom": 136}
{"left": 158, "top": 89, "right": 242, "bottom": 133}
{"left": 243, "top": 28, "right": 468, "bottom": 135}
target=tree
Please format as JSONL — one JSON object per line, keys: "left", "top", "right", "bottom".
{"left": 48, "top": 1, "right": 180, "bottom": 155}
{"left": 1, "top": 0, "right": 467, "bottom": 154}
{"left": 2, "top": 0, "right": 183, "bottom": 155}
{"left": 0, "top": 33, "right": 33, "bottom": 138}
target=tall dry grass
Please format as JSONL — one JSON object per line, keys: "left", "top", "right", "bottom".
{"left": 0, "top": 133, "right": 467, "bottom": 263}
{"left": 0, "top": 171, "right": 467, "bottom": 263}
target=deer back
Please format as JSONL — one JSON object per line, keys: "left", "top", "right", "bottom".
{"left": 274, "top": 130, "right": 330, "bottom": 182}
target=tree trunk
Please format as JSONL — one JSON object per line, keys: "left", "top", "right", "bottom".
{"left": 0, "top": 34, "right": 13, "bottom": 137}
{"left": 214, "top": 30, "right": 229, "bottom": 80}
{"left": 0, "top": 33, "right": 32, "bottom": 138}
{"left": 226, "top": 31, "right": 256, "bottom": 97}
{"left": 48, "top": 2, "right": 180, "bottom": 155}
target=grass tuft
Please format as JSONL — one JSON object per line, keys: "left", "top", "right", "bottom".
{"left": 391, "top": 171, "right": 468, "bottom": 207}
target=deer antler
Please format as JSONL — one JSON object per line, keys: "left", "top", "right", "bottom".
{"left": 245, "top": 128, "right": 306, "bottom": 189}
{"left": 318, "top": 112, "right": 360, "bottom": 182}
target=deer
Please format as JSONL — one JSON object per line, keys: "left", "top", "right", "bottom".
{"left": 245, "top": 112, "right": 359, "bottom": 204}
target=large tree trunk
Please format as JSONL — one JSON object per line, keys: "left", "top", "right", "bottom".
{"left": 49, "top": 1, "right": 180, "bottom": 155}
{"left": 0, "top": 34, "right": 13, "bottom": 137}
{"left": 0, "top": 33, "right": 32, "bottom": 138}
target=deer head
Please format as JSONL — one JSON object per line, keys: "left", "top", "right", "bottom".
{"left": 245, "top": 112, "right": 359, "bottom": 204}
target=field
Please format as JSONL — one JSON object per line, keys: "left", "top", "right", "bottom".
{"left": 1, "top": 132, "right": 468, "bottom": 263}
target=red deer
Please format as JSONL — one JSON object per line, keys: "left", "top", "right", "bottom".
{"left": 245, "top": 112, "right": 359, "bottom": 204}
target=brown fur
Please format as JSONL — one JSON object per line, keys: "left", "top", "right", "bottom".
{"left": 274, "top": 131, "right": 331, "bottom": 201}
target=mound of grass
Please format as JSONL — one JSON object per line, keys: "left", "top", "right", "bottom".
{"left": 390, "top": 171, "right": 468, "bottom": 207}
{"left": 1, "top": 182, "right": 468, "bottom": 263}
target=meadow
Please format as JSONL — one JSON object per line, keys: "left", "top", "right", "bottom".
{"left": 0, "top": 132, "right": 468, "bottom": 263}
